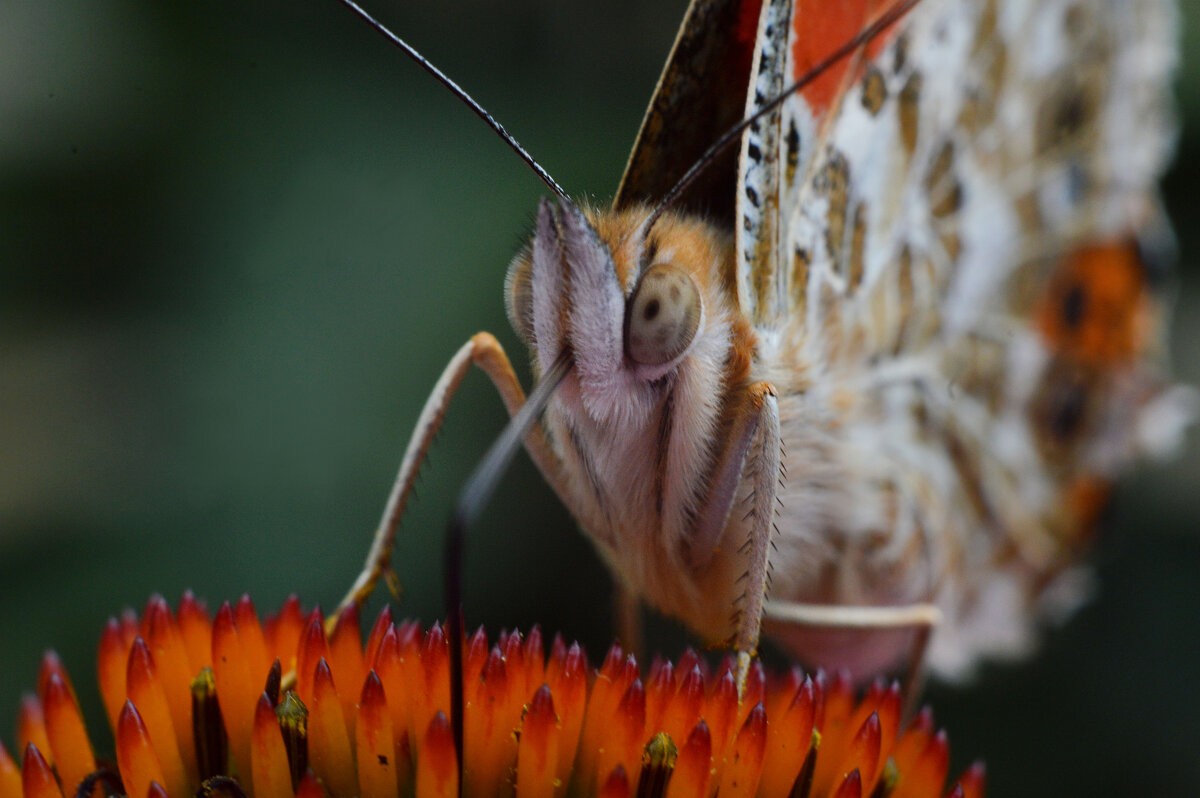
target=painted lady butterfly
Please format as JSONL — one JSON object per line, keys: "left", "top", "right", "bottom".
{"left": 0, "top": 2, "right": 1195, "bottom": 793}
{"left": 339, "top": 0, "right": 1194, "bottom": 686}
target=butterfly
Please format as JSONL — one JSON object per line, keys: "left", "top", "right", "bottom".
{"left": 337, "top": 0, "right": 1194, "bottom": 688}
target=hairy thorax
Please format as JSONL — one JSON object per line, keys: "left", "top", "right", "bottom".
{"left": 506, "top": 206, "right": 766, "bottom": 641}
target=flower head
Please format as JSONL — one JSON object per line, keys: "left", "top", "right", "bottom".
{"left": 2, "top": 594, "right": 984, "bottom": 798}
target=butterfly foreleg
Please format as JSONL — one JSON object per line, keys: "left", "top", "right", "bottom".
{"left": 331, "top": 331, "right": 566, "bottom": 633}
{"left": 733, "top": 383, "right": 782, "bottom": 697}
{"left": 689, "top": 382, "right": 781, "bottom": 697}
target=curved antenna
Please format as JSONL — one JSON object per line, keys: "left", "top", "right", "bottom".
{"left": 443, "top": 351, "right": 572, "bottom": 787}
{"left": 641, "top": 0, "right": 922, "bottom": 237}
{"left": 337, "top": 0, "right": 570, "bottom": 202}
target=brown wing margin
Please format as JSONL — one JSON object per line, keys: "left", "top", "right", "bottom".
{"left": 613, "top": 0, "right": 763, "bottom": 225}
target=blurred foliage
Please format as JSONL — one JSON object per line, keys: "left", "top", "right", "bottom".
{"left": 0, "top": 2, "right": 1197, "bottom": 795}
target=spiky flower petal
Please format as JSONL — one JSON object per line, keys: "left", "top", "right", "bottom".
{"left": 2, "top": 594, "right": 985, "bottom": 798}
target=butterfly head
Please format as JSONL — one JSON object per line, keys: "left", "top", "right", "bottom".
{"left": 506, "top": 197, "right": 745, "bottom": 430}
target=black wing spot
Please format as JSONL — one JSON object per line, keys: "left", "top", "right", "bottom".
{"left": 1061, "top": 283, "right": 1086, "bottom": 329}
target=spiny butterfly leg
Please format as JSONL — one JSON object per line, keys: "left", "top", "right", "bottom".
{"left": 691, "top": 382, "right": 781, "bottom": 697}
{"left": 613, "top": 583, "right": 645, "bottom": 662}
{"left": 331, "top": 331, "right": 566, "bottom": 633}
{"left": 762, "top": 600, "right": 942, "bottom": 711}
{"left": 734, "top": 384, "right": 782, "bottom": 698}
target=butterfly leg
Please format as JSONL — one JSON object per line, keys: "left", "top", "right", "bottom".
{"left": 733, "top": 384, "right": 782, "bottom": 698}
{"left": 613, "top": 583, "right": 644, "bottom": 661}
{"left": 331, "top": 332, "right": 566, "bottom": 632}
{"left": 762, "top": 600, "right": 942, "bottom": 711}
{"left": 689, "top": 382, "right": 781, "bottom": 697}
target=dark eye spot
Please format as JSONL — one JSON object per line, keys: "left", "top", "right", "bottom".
{"left": 1056, "top": 93, "right": 1086, "bottom": 136}
{"left": 1062, "top": 283, "right": 1086, "bottom": 329}
{"left": 644, "top": 299, "right": 660, "bottom": 320}
{"left": 1049, "top": 382, "right": 1087, "bottom": 440}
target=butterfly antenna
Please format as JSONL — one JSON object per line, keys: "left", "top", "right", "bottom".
{"left": 642, "top": 0, "right": 922, "bottom": 236}
{"left": 336, "top": 0, "right": 570, "bottom": 202}
{"left": 444, "top": 351, "right": 572, "bottom": 788}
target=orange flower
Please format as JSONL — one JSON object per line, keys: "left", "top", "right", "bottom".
{"left": 1, "top": 594, "right": 985, "bottom": 798}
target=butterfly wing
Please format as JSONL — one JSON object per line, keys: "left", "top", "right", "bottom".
{"left": 747, "top": 0, "right": 1191, "bottom": 676}
{"left": 614, "top": 0, "right": 764, "bottom": 222}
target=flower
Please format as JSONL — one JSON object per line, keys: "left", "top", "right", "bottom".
{"left": 1, "top": 594, "right": 985, "bottom": 798}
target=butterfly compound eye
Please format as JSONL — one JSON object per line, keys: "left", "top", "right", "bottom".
{"left": 626, "top": 263, "right": 702, "bottom": 366}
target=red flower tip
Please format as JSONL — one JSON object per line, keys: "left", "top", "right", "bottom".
{"left": 363, "top": 603, "right": 392, "bottom": 666}
{"left": 598, "top": 764, "right": 631, "bottom": 798}
{"left": 293, "top": 770, "right": 324, "bottom": 798}
{"left": 523, "top": 626, "right": 545, "bottom": 688}
{"left": 307, "top": 657, "right": 354, "bottom": 796}
{"left": 646, "top": 661, "right": 675, "bottom": 730}
{"left": 20, "top": 744, "right": 59, "bottom": 798}
{"left": 176, "top": 591, "right": 212, "bottom": 669}
{"left": 98, "top": 617, "right": 130, "bottom": 731}
{"left": 832, "top": 768, "right": 863, "bottom": 798}
{"left": 328, "top": 606, "right": 364, "bottom": 705}
{"left": 759, "top": 674, "right": 817, "bottom": 798}
{"left": 600, "top": 641, "right": 626, "bottom": 679}
{"left": 296, "top": 613, "right": 330, "bottom": 709}
{"left": 705, "top": 666, "right": 739, "bottom": 757}
{"left": 949, "top": 761, "right": 987, "bottom": 798}
{"left": 515, "top": 685, "right": 560, "bottom": 798}
{"left": 264, "top": 596, "right": 304, "bottom": 674}
{"left": 738, "top": 661, "right": 766, "bottom": 726}
{"left": 603, "top": 678, "right": 647, "bottom": 785}
{"left": 40, "top": 670, "right": 95, "bottom": 794}
{"left": 294, "top": 772, "right": 326, "bottom": 796}
{"left": 417, "top": 712, "right": 457, "bottom": 798}
{"left": 117, "top": 701, "right": 167, "bottom": 798}
{"left": 141, "top": 594, "right": 171, "bottom": 634}
{"left": 16, "top": 695, "right": 49, "bottom": 773}
{"left": 464, "top": 626, "right": 490, "bottom": 686}
{"left": 36, "top": 652, "right": 67, "bottom": 699}
{"left": 668, "top": 720, "right": 713, "bottom": 798}
{"left": 677, "top": 648, "right": 701, "bottom": 678}
{"left": 251, "top": 693, "right": 292, "bottom": 798}
{"left": 718, "top": 702, "right": 768, "bottom": 797}
{"left": 664, "top": 665, "right": 706, "bottom": 744}
{"left": 4, "top": 595, "right": 985, "bottom": 798}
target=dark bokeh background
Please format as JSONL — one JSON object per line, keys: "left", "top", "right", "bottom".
{"left": 1, "top": 2, "right": 1197, "bottom": 795}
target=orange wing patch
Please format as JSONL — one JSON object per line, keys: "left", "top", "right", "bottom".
{"left": 1036, "top": 243, "right": 1153, "bottom": 367}
{"left": 1065, "top": 475, "right": 1112, "bottom": 536}
{"left": 790, "top": 0, "right": 907, "bottom": 117}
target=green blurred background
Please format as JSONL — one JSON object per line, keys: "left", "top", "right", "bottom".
{"left": 1, "top": 2, "right": 1197, "bottom": 795}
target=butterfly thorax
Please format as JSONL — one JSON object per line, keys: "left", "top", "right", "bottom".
{"left": 506, "top": 203, "right": 777, "bottom": 639}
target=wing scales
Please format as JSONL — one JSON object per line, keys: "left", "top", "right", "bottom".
{"left": 613, "top": 0, "right": 1187, "bottom": 678}
{"left": 769, "top": 0, "right": 1188, "bottom": 676}
{"left": 615, "top": 0, "right": 763, "bottom": 223}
